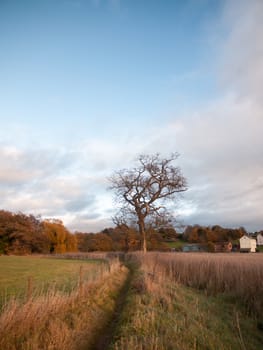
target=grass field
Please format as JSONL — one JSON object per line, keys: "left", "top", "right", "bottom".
{"left": 1, "top": 253, "right": 263, "bottom": 349}
{"left": 0, "top": 255, "right": 105, "bottom": 303}
{"left": 0, "top": 254, "right": 125, "bottom": 350}
{"left": 165, "top": 240, "right": 185, "bottom": 250}
{"left": 112, "top": 254, "right": 263, "bottom": 350}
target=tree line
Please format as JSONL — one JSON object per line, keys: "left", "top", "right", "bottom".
{"left": 0, "top": 209, "right": 256, "bottom": 255}
{"left": 0, "top": 210, "right": 77, "bottom": 254}
{"left": 0, "top": 210, "right": 173, "bottom": 254}
{"left": 182, "top": 224, "right": 246, "bottom": 243}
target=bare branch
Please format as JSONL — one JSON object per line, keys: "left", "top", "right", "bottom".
{"left": 108, "top": 153, "right": 187, "bottom": 252}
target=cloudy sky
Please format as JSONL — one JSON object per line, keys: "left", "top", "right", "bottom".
{"left": 0, "top": 0, "right": 262, "bottom": 232}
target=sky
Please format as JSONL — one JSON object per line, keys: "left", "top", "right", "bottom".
{"left": 0, "top": 0, "right": 262, "bottom": 232}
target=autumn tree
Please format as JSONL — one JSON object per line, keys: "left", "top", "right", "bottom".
{"left": 43, "top": 219, "right": 77, "bottom": 253}
{"left": 103, "top": 225, "right": 140, "bottom": 251}
{"left": 109, "top": 153, "right": 187, "bottom": 252}
{"left": 0, "top": 210, "right": 49, "bottom": 254}
{"left": 183, "top": 224, "right": 246, "bottom": 243}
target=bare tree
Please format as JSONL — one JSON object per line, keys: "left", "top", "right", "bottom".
{"left": 109, "top": 153, "right": 187, "bottom": 252}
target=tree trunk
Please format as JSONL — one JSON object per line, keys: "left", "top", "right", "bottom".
{"left": 138, "top": 217, "right": 147, "bottom": 253}
{"left": 142, "top": 230, "right": 147, "bottom": 253}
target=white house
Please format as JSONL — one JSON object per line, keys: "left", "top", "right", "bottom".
{"left": 239, "top": 235, "right": 257, "bottom": 252}
{"left": 257, "top": 233, "right": 263, "bottom": 246}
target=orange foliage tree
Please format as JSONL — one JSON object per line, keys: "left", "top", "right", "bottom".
{"left": 43, "top": 219, "right": 77, "bottom": 253}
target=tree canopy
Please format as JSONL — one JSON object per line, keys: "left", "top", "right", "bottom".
{"left": 109, "top": 153, "right": 187, "bottom": 252}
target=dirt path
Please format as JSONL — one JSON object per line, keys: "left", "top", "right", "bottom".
{"left": 90, "top": 263, "right": 132, "bottom": 350}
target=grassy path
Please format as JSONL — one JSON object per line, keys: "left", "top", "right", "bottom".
{"left": 92, "top": 264, "right": 133, "bottom": 350}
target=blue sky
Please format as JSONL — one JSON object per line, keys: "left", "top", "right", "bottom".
{"left": 1, "top": 0, "right": 263, "bottom": 232}
{"left": 1, "top": 0, "right": 219, "bottom": 141}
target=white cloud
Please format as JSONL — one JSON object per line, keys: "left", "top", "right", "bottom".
{"left": 219, "top": 0, "right": 263, "bottom": 102}
{"left": 151, "top": 97, "right": 263, "bottom": 230}
{"left": 67, "top": 215, "right": 112, "bottom": 233}
{"left": 0, "top": 140, "right": 130, "bottom": 231}
{"left": 148, "top": 0, "right": 263, "bottom": 231}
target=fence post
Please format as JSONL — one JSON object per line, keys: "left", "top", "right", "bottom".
{"left": 79, "top": 266, "right": 83, "bottom": 297}
{"left": 27, "top": 276, "right": 33, "bottom": 301}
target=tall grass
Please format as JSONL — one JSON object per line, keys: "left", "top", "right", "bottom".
{"left": 111, "top": 253, "right": 263, "bottom": 350}
{"left": 137, "top": 252, "right": 263, "bottom": 316}
{"left": 0, "top": 254, "right": 127, "bottom": 350}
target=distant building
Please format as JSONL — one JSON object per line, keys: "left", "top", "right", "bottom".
{"left": 239, "top": 235, "right": 257, "bottom": 253}
{"left": 214, "top": 241, "right": 232, "bottom": 252}
{"left": 257, "top": 233, "right": 263, "bottom": 246}
{"left": 182, "top": 244, "right": 207, "bottom": 252}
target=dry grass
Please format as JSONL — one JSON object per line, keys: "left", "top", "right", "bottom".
{"left": 2, "top": 252, "right": 262, "bottom": 349}
{"left": 137, "top": 252, "right": 263, "bottom": 316}
{"left": 0, "top": 255, "right": 128, "bottom": 350}
{"left": 111, "top": 253, "right": 263, "bottom": 350}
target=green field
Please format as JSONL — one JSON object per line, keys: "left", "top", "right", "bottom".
{"left": 0, "top": 255, "right": 102, "bottom": 302}
{"left": 165, "top": 240, "right": 185, "bottom": 249}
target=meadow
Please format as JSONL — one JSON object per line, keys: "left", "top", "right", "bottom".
{"left": 0, "top": 254, "right": 126, "bottom": 350}
{"left": 0, "top": 255, "right": 106, "bottom": 304}
{"left": 113, "top": 252, "right": 263, "bottom": 349}
{"left": 0, "top": 252, "right": 263, "bottom": 349}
